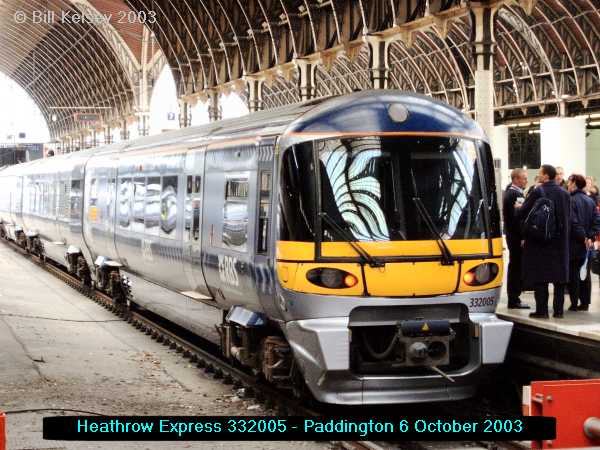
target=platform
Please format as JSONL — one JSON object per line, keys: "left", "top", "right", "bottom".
{"left": 497, "top": 275, "right": 600, "bottom": 342}
{"left": 495, "top": 253, "right": 600, "bottom": 381}
{"left": 0, "top": 244, "right": 325, "bottom": 450}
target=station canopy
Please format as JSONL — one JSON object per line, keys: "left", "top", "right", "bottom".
{"left": 0, "top": 0, "right": 599, "bottom": 139}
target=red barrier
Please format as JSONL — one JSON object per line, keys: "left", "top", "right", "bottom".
{"left": 525, "top": 379, "right": 600, "bottom": 449}
{"left": 0, "top": 411, "right": 5, "bottom": 450}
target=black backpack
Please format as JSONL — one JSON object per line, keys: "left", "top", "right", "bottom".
{"left": 523, "top": 187, "right": 559, "bottom": 242}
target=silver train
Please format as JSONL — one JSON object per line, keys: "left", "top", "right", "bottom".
{"left": 0, "top": 91, "right": 513, "bottom": 404}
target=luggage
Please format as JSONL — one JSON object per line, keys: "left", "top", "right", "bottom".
{"left": 523, "top": 187, "right": 560, "bottom": 242}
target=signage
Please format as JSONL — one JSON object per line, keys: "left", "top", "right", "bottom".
{"left": 74, "top": 113, "right": 101, "bottom": 123}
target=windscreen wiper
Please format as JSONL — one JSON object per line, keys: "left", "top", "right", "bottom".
{"left": 412, "top": 197, "right": 454, "bottom": 266}
{"left": 319, "top": 212, "right": 385, "bottom": 268}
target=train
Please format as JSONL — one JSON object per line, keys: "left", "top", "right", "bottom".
{"left": 0, "top": 90, "right": 513, "bottom": 405}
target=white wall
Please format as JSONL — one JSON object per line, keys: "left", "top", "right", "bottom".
{"left": 149, "top": 66, "right": 179, "bottom": 134}
{"left": 586, "top": 129, "right": 600, "bottom": 182}
{"left": 0, "top": 73, "right": 50, "bottom": 143}
{"left": 540, "top": 117, "right": 587, "bottom": 176}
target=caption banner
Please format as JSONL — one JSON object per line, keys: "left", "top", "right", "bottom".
{"left": 44, "top": 416, "right": 556, "bottom": 441}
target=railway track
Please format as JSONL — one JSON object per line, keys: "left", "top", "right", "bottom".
{"left": 2, "top": 238, "right": 526, "bottom": 450}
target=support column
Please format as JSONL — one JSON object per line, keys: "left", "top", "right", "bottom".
{"left": 178, "top": 99, "right": 192, "bottom": 127}
{"left": 492, "top": 125, "right": 509, "bottom": 187}
{"left": 207, "top": 90, "right": 222, "bottom": 122}
{"left": 137, "top": 113, "right": 150, "bottom": 136}
{"left": 120, "top": 119, "right": 130, "bottom": 141}
{"left": 470, "top": 2, "right": 498, "bottom": 141}
{"left": 364, "top": 34, "right": 391, "bottom": 90}
{"left": 295, "top": 58, "right": 318, "bottom": 101}
{"left": 245, "top": 76, "right": 264, "bottom": 113}
{"left": 137, "top": 26, "right": 152, "bottom": 136}
{"left": 91, "top": 130, "right": 97, "bottom": 148}
{"left": 540, "top": 117, "right": 586, "bottom": 175}
{"left": 104, "top": 125, "right": 112, "bottom": 145}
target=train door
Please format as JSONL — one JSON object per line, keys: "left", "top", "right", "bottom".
{"left": 253, "top": 140, "right": 276, "bottom": 310}
{"left": 201, "top": 142, "right": 260, "bottom": 310}
{"left": 182, "top": 147, "right": 212, "bottom": 300}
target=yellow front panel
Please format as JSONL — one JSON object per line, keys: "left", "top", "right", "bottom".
{"left": 276, "top": 262, "right": 299, "bottom": 290}
{"left": 276, "top": 238, "right": 503, "bottom": 261}
{"left": 364, "top": 262, "right": 459, "bottom": 296}
{"left": 276, "top": 239, "right": 503, "bottom": 297}
{"left": 277, "top": 241, "right": 315, "bottom": 261}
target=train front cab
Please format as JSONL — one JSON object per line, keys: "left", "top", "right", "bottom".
{"left": 275, "top": 132, "right": 513, "bottom": 405}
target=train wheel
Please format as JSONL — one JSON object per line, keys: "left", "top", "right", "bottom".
{"left": 76, "top": 255, "right": 91, "bottom": 289}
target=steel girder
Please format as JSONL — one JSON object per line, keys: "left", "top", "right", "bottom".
{"left": 123, "top": 0, "right": 600, "bottom": 119}
{"left": 0, "top": 0, "right": 145, "bottom": 140}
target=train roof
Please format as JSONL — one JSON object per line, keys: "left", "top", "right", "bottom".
{"left": 0, "top": 91, "right": 487, "bottom": 176}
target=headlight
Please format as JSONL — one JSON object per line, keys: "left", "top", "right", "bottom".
{"left": 306, "top": 268, "right": 358, "bottom": 289}
{"left": 463, "top": 263, "right": 499, "bottom": 286}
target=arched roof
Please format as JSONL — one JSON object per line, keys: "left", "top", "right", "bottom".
{"left": 1, "top": 0, "right": 599, "bottom": 140}
{"left": 0, "top": 0, "right": 164, "bottom": 139}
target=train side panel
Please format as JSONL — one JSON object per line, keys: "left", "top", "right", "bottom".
{"left": 83, "top": 150, "right": 121, "bottom": 264}
{"left": 200, "top": 140, "right": 279, "bottom": 315}
{"left": 112, "top": 147, "right": 188, "bottom": 291}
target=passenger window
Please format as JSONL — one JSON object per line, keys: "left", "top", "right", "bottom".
{"left": 145, "top": 177, "right": 161, "bottom": 236}
{"left": 161, "top": 175, "right": 178, "bottom": 237}
{"left": 132, "top": 177, "right": 146, "bottom": 233}
{"left": 88, "top": 178, "right": 98, "bottom": 222}
{"left": 34, "top": 180, "right": 40, "bottom": 214}
{"left": 223, "top": 178, "right": 248, "bottom": 252}
{"left": 118, "top": 178, "right": 133, "bottom": 229}
{"left": 106, "top": 178, "right": 115, "bottom": 223}
{"left": 89, "top": 179, "right": 98, "bottom": 206}
{"left": 70, "top": 179, "right": 82, "bottom": 220}
{"left": 185, "top": 176, "right": 193, "bottom": 238}
{"left": 257, "top": 171, "right": 271, "bottom": 254}
{"left": 192, "top": 176, "right": 201, "bottom": 241}
{"left": 42, "top": 181, "right": 49, "bottom": 217}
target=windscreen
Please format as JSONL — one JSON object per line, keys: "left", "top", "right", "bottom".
{"left": 279, "top": 135, "right": 499, "bottom": 243}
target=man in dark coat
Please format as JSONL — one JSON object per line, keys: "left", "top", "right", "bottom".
{"left": 567, "top": 174, "right": 600, "bottom": 311}
{"left": 515, "top": 165, "right": 571, "bottom": 318}
{"left": 503, "top": 168, "right": 529, "bottom": 309}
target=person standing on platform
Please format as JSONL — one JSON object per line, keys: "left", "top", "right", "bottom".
{"left": 556, "top": 167, "right": 567, "bottom": 190}
{"left": 586, "top": 177, "right": 599, "bottom": 204}
{"left": 526, "top": 175, "right": 542, "bottom": 198}
{"left": 503, "top": 168, "right": 529, "bottom": 309}
{"left": 515, "top": 165, "right": 571, "bottom": 319}
{"left": 567, "top": 174, "right": 600, "bottom": 311}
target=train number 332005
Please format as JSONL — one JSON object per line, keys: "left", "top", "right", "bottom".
{"left": 469, "top": 297, "right": 495, "bottom": 308}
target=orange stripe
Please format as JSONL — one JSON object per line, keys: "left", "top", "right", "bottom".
{"left": 283, "top": 131, "right": 483, "bottom": 140}
{"left": 120, "top": 146, "right": 188, "bottom": 159}
{"left": 207, "top": 136, "right": 262, "bottom": 150}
